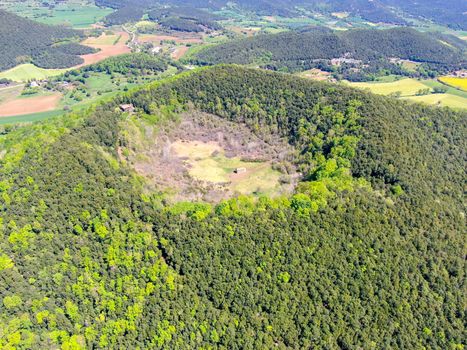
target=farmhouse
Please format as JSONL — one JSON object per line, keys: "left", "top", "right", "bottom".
{"left": 119, "top": 104, "right": 135, "bottom": 113}
{"left": 330, "top": 57, "right": 361, "bottom": 66}
{"left": 234, "top": 167, "right": 247, "bottom": 174}
{"left": 151, "top": 46, "right": 162, "bottom": 54}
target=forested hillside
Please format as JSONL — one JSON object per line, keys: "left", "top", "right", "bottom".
{"left": 93, "top": 0, "right": 467, "bottom": 29}
{"left": 0, "top": 66, "right": 465, "bottom": 349}
{"left": 0, "top": 10, "right": 92, "bottom": 71}
{"left": 192, "top": 28, "right": 467, "bottom": 80}
{"left": 148, "top": 7, "right": 223, "bottom": 31}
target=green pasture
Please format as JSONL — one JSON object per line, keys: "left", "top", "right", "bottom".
{"left": 1, "top": 1, "right": 113, "bottom": 28}
{"left": 0, "top": 64, "right": 68, "bottom": 82}
{"left": 0, "top": 110, "right": 64, "bottom": 125}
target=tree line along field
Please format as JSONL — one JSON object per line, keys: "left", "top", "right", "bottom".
{"left": 0, "top": 53, "right": 174, "bottom": 123}
{"left": 0, "top": 30, "right": 131, "bottom": 83}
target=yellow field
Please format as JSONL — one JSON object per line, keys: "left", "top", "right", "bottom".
{"left": 0, "top": 64, "right": 67, "bottom": 82}
{"left": 438, "top": 77, "right": 467, "bottom": 91}
{"left": 350, "top": 78, "right": 428, "bottom": 96}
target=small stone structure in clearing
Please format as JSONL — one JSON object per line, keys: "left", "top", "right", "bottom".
{"left": 119, "top": 104, "right": 135, "bottom": 113}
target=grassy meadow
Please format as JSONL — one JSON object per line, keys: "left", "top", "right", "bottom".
{"left": 350, "top": 78, "right": 428, "bottom": 96}
{"left": 0, "top": 64, "right": 68, "bottom": 82}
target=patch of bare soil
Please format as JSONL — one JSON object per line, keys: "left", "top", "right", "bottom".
{"left": 122, "top": 110, "right": 298, "bottom": 202}
{"left": 0, "top": 93, "right": 61, "bottom": 117}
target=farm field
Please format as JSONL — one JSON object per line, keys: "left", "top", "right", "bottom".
{"left": 171, "top": 46, "right": 189, "bottom": 60}
{"left": 0, "top": 93, "right": 61, "bottom": 117}
{"left": 82, "top": 33, "right": 122, "bottom": 46}
{"left": 0, "top": 84, "right": 24, "bottom": 103}
{"left": 438, "top": 77, "right": 467, "bottom": 91}
{"left": 0, "top": 31, "right": 130, "bottom": 82}
{"left": 0, "top": 63, "right": 177, "bottom": 126}
{"left": 0, "top": 1, "right": 113, "bottom": 28}
{"left": 402, "top": 94, "right": 467, "bottom": 109}
{"left": 349, "top": 78, "right": 429, "bottom": 96}
{"left": 79, "top": 31, "right": 131, "bottom": 66}
{"left": 0, "top": 64, "right": 67, "bottom": 82}
{"left": 349, "top": 78, "right": 467, "bottom": 109}
{"left": 0, "top": 109, "right": 64, "bottom": 125}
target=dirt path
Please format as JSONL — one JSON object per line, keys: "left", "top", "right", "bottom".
{"left": 171, "top": 46, "right": 189, "bottom": 60}
{"left": 0, "top": 93, "right": 61, "bottom": 117}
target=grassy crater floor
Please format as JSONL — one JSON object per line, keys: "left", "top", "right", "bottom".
{"left": 172, "top": 140, "right": 283, "bottom": 195}
{"left": 123, "top": 110, "right": 298, "bottom": 202}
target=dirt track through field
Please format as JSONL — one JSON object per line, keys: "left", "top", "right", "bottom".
{"left": 0, "top": 94, "right": 61, "bottom": 117}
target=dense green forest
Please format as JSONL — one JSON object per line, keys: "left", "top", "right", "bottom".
{"left": 192, "top": 28, "right": 467, "bottom": 80}
{"left": 103, "top": 6, "right": 145, "bottom": 25}
{"left": 79, "top": 52, "right": 169, "bottom": 75}
{"left": 0, "top": 10, "right": 92, "bottom": 71}
{"left": 0, "top": 65, "right": 464, "bottom": 348}
{"left": 101, "top": 3, "right": 223, "bottom": 30}
{"left": 93, "top": 0, "right": 467, "bottom": 29}
{"left": 148, "top": 7, "right": 223, "bottom": 31}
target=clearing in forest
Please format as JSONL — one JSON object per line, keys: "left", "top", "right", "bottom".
{"left": 298, "top": 69, "right": 333, "bottom": 82}
{"left": 123, "top": 111, "right": 298, "bottom": 202}
{"left": 172, "top": 140, "right": 283, "bottom": 195}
